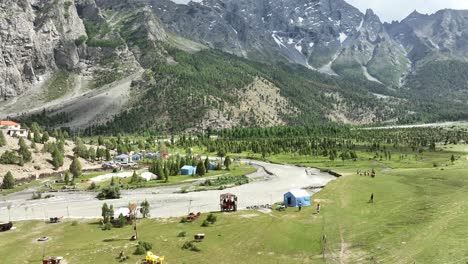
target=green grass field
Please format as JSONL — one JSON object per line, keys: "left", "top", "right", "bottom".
{"left": 1, "top": 145, "right": 467, "bottom": 263}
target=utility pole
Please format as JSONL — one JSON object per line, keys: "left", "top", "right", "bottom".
{"left": 188, "top": 199, "right": 193, "bottom": 215}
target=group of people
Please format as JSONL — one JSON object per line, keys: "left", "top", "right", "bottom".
{"left": 357, "top": 169, "right": 376, "bottom": 178}
{"left": 297, "top": 202, "right": 321, "bottom": 214}
{"left": 221, "top": 197, "right": 237, "bottom": 211}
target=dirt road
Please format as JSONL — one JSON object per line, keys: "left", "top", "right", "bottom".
{"left": 0, "top": 160, "right": 336, "bottom": 221}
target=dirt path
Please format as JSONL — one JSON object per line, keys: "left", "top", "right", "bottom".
{"left": 0, "top": 160, "right": 337, "bottom": 221}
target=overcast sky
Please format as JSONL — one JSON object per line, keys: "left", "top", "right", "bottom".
{"left": 171, "top": 0, "right": 468, "bottom": 22}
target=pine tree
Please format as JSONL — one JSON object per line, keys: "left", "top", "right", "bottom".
{"left": 88, "top": 147, "right": 96, "bottom": 161}
{"left": 64, "top": 172, "right": 70, "bottom": 185}
{"left": 224, "top": 156, "right": 231, "bottom": 170}
{"left": 18, "top": 137, "right": 32, "bottom": 162}
{"left": 451, "top": 154, "right": 456, "bottom": 164}
{"left": 57, "top": 140, "right": 65, "bottom": 154}
{"left": 33, "top": 128, "right": 41, "bottom": 143}
{"left": 102, "top": 203, "right": 110, "bottom": 223}
{"left": 52, "top": 147, "right": 64, "bottom": 170}
{"left": 2, "top": 171, "right": 15, "bottom": 189}
{"left": 98, "top": 136, "right": 104, "bottom": 146}
{"left": 130, "top": 171, "right": 140, "bottom": 184}
{"left": 157, "top": 160, "right": 164, "bottom": 180}
{"left": 163, "top": 164, "right": 169, "bottom": 183}
{"left": 105, "top": 149, "right": 111, "bottom": 161}
{"left": 0, "top": 131, "right": 5, "bottom": 147}
{"left": 196, "top": 160, "right": 206, "bottom": 177}
{"left": 110, "top": 176, "right": 115, "bottom": 186}
{"left": 204, "top": 157, "right": 210, "bottom": 172}
{"left": 41, "top": 132, "right": 49, "bottom": 143}
{"left": 69, "top": 157, "right": 82, "bottom": 179}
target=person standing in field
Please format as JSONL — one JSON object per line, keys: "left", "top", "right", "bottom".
{"left": 369, "top": 193, "right": 374, "bottom": 203}
{"left": 298, "top": 201, "right": 302, "bottom": 211}
{"left": 316, "top": 203, "right": 321, "bottom": 214}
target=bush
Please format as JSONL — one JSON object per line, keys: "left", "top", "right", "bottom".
{"left": 180, "top": 217, "right": 188, "bottom": 223}
{"left": 177, "top": 231, "right": 187, "bottom": 237}
{"left": 71, "top": 221, "right": 79, "bottom": 226}
{"left": 0, "top": 151, "right": 18, "bottom": 165}
{"left": 102, "top": 222, "right": 112, "bottom": 230}
{"left": 75, "top": 35, "right": 87, "bottom": 46}
{"left": 89, "top": 182, "right": 98, "bottom": 190}
{"left": 97, "top": 186, "right": 121, "bottom": 199}
{"left": 206, "top": 213, "right": 217, "bottom": 224}
{"left": 182, "top": 241, "right": 200, "bottom": 252}
{"left": 134, "top": 241, "right": 152, "bottom": 255}
{"left": 201, "top": 220, "right": 209, "bottom": 227}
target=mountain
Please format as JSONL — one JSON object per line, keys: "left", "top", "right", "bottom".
{"left": 153, "top": 0, "right": 410, "bottom": 86}
{"left": 0, "top": 0, "right": 467, "bottom": 133}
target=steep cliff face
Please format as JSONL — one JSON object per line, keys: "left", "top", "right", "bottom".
{"left": 0, "top": 0, "right": 86, "bottom": 98}
{"left": 387, "top": 10, "right": 468, "bottom": 65}
{"left": 0, "top": 0, "right": 168, "bottom": 99}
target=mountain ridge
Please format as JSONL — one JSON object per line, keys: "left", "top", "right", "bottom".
{"left": 0, "top": 0, "right": 467, "bottom": 132}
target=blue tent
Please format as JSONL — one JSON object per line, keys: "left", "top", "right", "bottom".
{"left": 283, "top": 189, "right": 311, "bottom": 207}
{"left": 209, "top": 162, "right": 216, "bottom": 170}
{"left": 131, "top": 153, "right": 143, "bottom": 161}
{"left": 181, "top": 165, "right": 197, "bottom": 175}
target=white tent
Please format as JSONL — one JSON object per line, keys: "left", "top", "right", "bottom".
{"left": 141, "top": 172, "right": 158, "bottom": 181}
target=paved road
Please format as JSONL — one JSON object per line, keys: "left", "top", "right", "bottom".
{"left": 0, "top": 160, "right": 336, "bottom": 221}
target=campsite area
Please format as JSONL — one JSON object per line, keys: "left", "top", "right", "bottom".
{"left": 1, "top": 142, "right": 467, "bottom": 263}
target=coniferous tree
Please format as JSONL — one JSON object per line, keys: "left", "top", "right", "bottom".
{"left": 18, "top": 137, "right": 32, "bottom": 162}
{"left": 69, "top": 157, "right": 82, "bottom": 179}
{"left": 224, "top": 156, "right": 231, "bottom": 170}
{"left": 41, "top": 132, "right": 49, "bottom": 143}
{"left": 0, "top": 131, "right": 5, "bottom": 147}
{"left": 196, "top": 160, "right": 206, "bottom": 177}
{"left": 204, "top": 157, "right": 210, "bottom": 172}
{"left": 52, "top": 147, "right": 64, "bottom": 170}
{"left": 2, "top": 171, "right": 15, "bottom": 189}
{"left": 105, "top": 149, "right": 111, "bottom": 161}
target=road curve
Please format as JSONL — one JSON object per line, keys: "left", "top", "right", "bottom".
{"left": 0, "top": 160, "right": 336, "bottom": 221}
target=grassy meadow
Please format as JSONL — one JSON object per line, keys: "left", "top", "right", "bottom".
{"left": 1, "top": 143, "right": 467, "bottom": 263}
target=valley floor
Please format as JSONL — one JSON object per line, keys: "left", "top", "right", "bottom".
{"left": 0, "top": 145, "right": 467, "bottom": 263}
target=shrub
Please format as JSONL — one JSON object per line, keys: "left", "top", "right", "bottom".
{"left": 102, "top": 222, "right": 112, "bottom": 230}
{"left": 89, "top": 182, "right": 97, "bottom": 190}
{"left": 180, "top": 217, "right": 188, "bottom": 223}
{"left": 0, "top": 151, "right": 18, "bottom": 165}
{"left": 182, "top": 241, "right": 200, "bottom": 252}
{"left": 201, "top": 220, "right": 209, "bottom": 227}
{"left": 134, "top": 241, "right": 152, "bottom": 255}
{"left": 206, "top": 213, "right": 217, "bottom": 224}
{"left": 97, "top": 186, "right": 121, "bottom": 199}
{"left": 75, "top": 35, "right": 87, "bottom": 46}
{"left": 177, "top": 231, "right": 187, "bottom": 237}
{"left": 71, "top": 221, "right": 79, "bottom": 226}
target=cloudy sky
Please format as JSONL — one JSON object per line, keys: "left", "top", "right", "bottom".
{"left": 171, "top": 0, "right": 468, "bottom": 22}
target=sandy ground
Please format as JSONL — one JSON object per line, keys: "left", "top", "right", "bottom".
{"left": 0, "top": 131, "right": 101, "bottom": 181}
{"left": 0, "top": 160, "right": 336, "bottom": 221}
